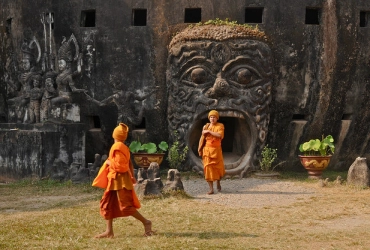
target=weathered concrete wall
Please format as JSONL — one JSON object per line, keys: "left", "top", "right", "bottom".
{"left": 0, "top": 123, "right": 85, "bottom": 179}
{"left": 0, "top": 0, "right": 370, "bottom": 177}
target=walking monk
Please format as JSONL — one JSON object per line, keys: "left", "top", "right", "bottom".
{"left": 198, "top": 110, "right": 225, "bottom": 195}
{"left": 93, "top": 123, "right": 155, "bottom": 238}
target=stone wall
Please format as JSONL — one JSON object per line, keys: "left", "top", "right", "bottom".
{"left": 0, "top": 0, "right": 370, "bottom": 178}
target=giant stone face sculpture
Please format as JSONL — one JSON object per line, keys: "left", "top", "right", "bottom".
{"left": 167, "top": 25, "right": 273, "bottom": 177}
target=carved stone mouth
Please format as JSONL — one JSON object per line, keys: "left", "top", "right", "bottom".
{"left": 188, "top": 110, "right": 257, "bottom": 177}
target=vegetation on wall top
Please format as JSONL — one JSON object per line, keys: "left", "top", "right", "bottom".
{"left": 169, "top": 18, "right": 268, "bottom": 49}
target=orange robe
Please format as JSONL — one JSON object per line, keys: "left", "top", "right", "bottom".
{"left": 201, "top": 122, "right": 225, "bottom": 181}
{"left": 93, "top": 142, "right": 140, "bottom": 220}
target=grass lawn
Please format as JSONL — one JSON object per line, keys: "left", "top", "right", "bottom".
{"left": 1, "top": 170, "right": 370, "bottom": 250}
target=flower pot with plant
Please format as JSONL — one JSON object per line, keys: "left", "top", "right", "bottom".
{"left": 298, "top": 135, "right": 335, "bottom": 179}
{"left": 129, "top": 140, "right": 168, "bottom": 168}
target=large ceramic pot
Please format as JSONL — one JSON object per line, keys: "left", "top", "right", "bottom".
{"left": 132, "top": 153, "right": 165, "bottom": 168}
{"left": 298, "top": 155, "right": 332, "bottom": 179}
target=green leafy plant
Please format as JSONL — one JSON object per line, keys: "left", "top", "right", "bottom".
{"left": 299, "top": 135, "right": 335, "bottom": 156}
{"left": 259, "top": 145, "right": 283, "bottom": 172}
{"left": 167, "top": 131, "right": 189, "bottom": 170}
{"left": 129, "top": 140, "right": 168, "bottom": 154}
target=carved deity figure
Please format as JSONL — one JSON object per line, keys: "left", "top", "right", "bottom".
{"left": 8, "top": 34, "right": 41, "bottom": 123}
{"left": 51, "top": 34, "right": 86, "bottom": 106}
{"left": 28, "top": 74, "right": 43, "bottom": 123}
{"left": 40, "top": 71, "right": 57, "bottom": 122}
{"left": 167, "top": 24, "right": 273, "bottom": 177}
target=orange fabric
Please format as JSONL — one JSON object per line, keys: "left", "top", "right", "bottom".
{"left": 100, "top": 188, "right": 138, "bottom": 219}
{"left": 92, "top": 161, "right": 109, "bottom": 189}
{"left": 201, "top": 122, "right": 225, "bottom": 181}
{"left": 112, "top": 123, "right": 129, "bottom": 141}
{"left": 198, "top": 123, "right": 210, "bottom": 156}
{"left": 95, "top": 141, "right": 141, "bottom": 220}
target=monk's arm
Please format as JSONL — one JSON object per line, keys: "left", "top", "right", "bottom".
{"left": 129, "top": 160, "right": 137, "bottom": 184}
{"left": 202, "top": 129, "right": 221, "bottom": 138}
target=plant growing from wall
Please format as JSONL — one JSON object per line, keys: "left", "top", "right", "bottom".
{"left": 167, "top": 131, "right": 189, "bottom": 170}
{"left": 188, "top": 18, "right": 257, "bottom": 30}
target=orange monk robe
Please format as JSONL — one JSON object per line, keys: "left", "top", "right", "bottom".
{"left": 201, "top": 122, "right": 226, "bottom": 181}
{"left": 93, "top": 141, "right": 141, "bottom": 220}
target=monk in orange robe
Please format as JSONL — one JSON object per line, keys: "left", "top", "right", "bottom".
{"left": 198, "top": 110, "right": 225, "bottom": 194}
{"left": 93, "top": 123, "right": 154, "bottom": 238}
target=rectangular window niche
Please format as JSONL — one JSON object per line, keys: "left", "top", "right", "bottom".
{"left": 80, "top": 10, "right": 96, "bottom": 27}
{"left": 305, "top": 8, "right": 321, "bottom": 25}
{"left": 184, "top": 8, "right": 201, "bottom": 23}
{"left": 132, "top": 9, "right": 147, "bottom": 26}
{"left": 245, "top": 7, "right": 264, "bottom": 23}
{"left": 360, "top": 11, "right": 370, "bottom": 27}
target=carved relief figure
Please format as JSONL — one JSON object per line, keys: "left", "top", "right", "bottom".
{"left": 89, "top": 75, "right": 156, "bottom": 128}
{"left": 40, "top": 71, "right": 57, "bottom": 122}
{"left": 167, "top": 24, "right": 272, "bottom": 177}
{"left": 8, "top": 33, "right": 41, "bottom": 123}
{"left": 28, "top": 74, "right": 43, "bottom": 123}
{"left": 52, "top": 34, "right": 86, "bottom": 106}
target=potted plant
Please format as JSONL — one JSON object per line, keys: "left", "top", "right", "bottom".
{"left": 129, "top": 140, "right": 168, "bottom": 168}
{"left": 298, "top": 135, "right": 335, "bottom": 179}
{"left": 255, "top": 145, "right": 284, "bottom": 178}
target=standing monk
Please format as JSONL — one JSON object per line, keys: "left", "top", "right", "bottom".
{"left": 93, "top": 123, "right": 155, "bottom": 238}
{"left": 198, "top": 110, "right": 225, "bottom": 195}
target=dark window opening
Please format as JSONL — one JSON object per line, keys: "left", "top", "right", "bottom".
{"left": 135, "top": 117, "right": 146, "bottom": 129}
{"left": 305, "top": 8, "right": 320, "bottom": 25}
{"left": 245, "top": 7, "right": 264, "bottom": 23}
{"left": 80, "top": 10, "right": 96, "bottom": 27}
{"left": 6, "top": 18, "right": 12, "bottom": 34}
{"left": 132, "top": 9, "right": 147, "bottom": 26}
{"left": 87, "top": 115, "right": 101, "bottom": 129}
{"left": 342, "top": 114, "right": 352, "bottom": 120}
{"left": 292, "top": 114, "right": 307, "bottom": 121}
{"left": 184, "top": 8, "right": 201, "bottom": 23}
{"left": 0, "top": 115, "right": 6, "bottom": 123}
{"left": 360, "top": 11, "right": 370, "bottom": 27}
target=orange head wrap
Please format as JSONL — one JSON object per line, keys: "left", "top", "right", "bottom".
{"left": 208, "top": 110, "right": 219, "bottom": 120}
{"left": 112, "top": 123, "right": 129, "bottom": 141}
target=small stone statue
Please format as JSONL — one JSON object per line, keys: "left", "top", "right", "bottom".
{"left": 135, "top": 162, "right": 163, "bottom": 197}
{"left": 164, "top": 169, "right": 184, "bottom": 191}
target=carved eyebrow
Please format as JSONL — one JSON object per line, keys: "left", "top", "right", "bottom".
{"left": 177, "top": 56, "right": 218, "bottom": 79}
{"left": 222, "top": 56, "right": 271, "bottom": 79}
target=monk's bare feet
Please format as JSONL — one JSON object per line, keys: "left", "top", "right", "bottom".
{"left": 207, "top": 190, "right": 214, "bottom": 195}
{"left": 217, "top": 184, "right": 221, "bottom": 192}
{"left": 94, "top": 232, "right": 114, "bottom": 239}
{"left": 143, "top": 220, "right": 155, "bottom": 237}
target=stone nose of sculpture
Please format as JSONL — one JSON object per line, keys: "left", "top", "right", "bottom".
{"left": 209, "top": 77, "right": 231, "bottom": 97}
